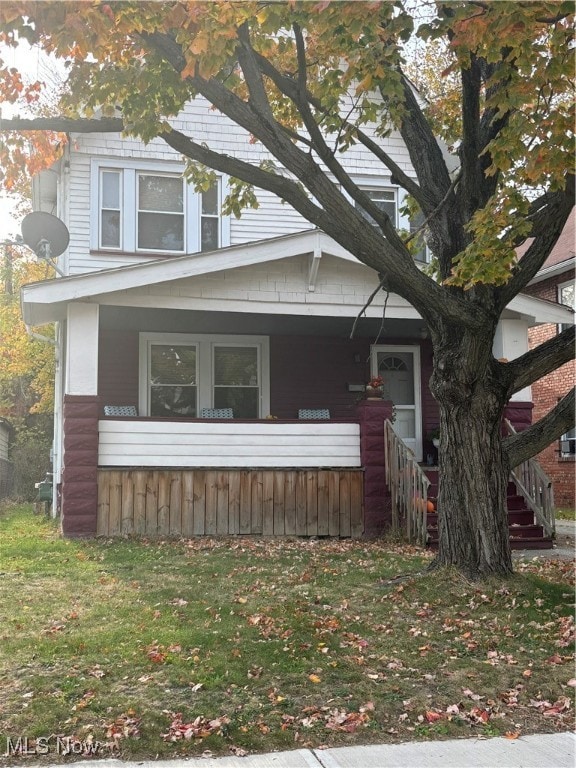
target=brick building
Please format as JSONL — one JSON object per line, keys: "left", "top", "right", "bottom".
{"left": 525, "top": 211, "right": 575, "bottom": 509}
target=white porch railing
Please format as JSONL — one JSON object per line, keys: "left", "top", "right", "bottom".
{"left": 504, "top": 419, "right": 555, "bottom": 538}
{"left": 98, "top": 419, "right": 361, "bottom": 468}
{"left": 384, "top": 419, "right": 429, "bottom": 545}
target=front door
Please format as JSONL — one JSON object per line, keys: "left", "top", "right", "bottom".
{"left": 372, "top": 345, "right": 422, "bottom": 461}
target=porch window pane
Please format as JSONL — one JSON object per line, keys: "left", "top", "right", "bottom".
{"left": 151, "top": 386, "right": 196, "bottom": 417}
{"left": 150, "top": 344, "right": 196, "bottom": 417}
{"left": 214, "top": 346, "right": 259, "bottom": 417}
{"left": 214, "top": 387, "right": 259, "bottom": 418}
{"left": 138, "top": 174, "right": 184, "bottom": 251}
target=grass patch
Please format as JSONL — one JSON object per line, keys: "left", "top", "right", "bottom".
{"left": 556, "top": 508, "right": 576, "bottom": 521}
{"left": 0, "top": 504, "right": 574, "bottom": 762}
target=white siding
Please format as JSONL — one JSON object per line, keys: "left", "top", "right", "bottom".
{"left": 98, "top": 420, "right": 361, "bottom": 468}
{"left": 63, "top": 96, "right": 416, "bottom": 275}
{"left": 96, "top": 254, "right": 417, "bottom": 318}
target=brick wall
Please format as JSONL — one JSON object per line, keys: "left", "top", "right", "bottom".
{"left": 525, "top": 268, "right": 575, "bottom": 508}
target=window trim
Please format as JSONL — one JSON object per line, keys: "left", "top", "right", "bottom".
{"left": 90, "top": 159, "right": 231, "bottom": 255}
{"left": 557, "top": 279, "right": 575, "bottom": 334}
{"left": 139, "top": 332, "right": 270, "bottom": 418}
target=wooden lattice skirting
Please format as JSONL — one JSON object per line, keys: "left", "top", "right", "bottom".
{"left": 97, "top": 468, "right": 364, "bottom": 538}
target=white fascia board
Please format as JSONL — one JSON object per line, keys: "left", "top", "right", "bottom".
{"left": 528, "top": 258, "right": 575, "bottom": 285}
{"left": 507, "top": 293, "right": 574, "bottom": 324}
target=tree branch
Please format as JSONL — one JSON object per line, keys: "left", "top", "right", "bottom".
{"left": 504, "top": 387, "right": 575, "bottom": 468}
{"left": 505, "top": 325, "right": 575, "bottom": 395}
{"left": 496, "top": 180, "right": 575, "bottom": 307}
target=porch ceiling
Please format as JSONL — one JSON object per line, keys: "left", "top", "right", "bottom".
{"left": 99, "top": 305, "right": 428, "bottom": 339}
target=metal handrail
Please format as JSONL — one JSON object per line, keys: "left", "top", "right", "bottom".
{"left": 384, "top": 419, "right": 429, "bottom": 545}
{"left": 504, "top": 419, "right": 555, "bottom": 537}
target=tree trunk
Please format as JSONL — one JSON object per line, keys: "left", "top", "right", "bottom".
{"left": 429, "top": 324, "right": 513, "bottom": 578}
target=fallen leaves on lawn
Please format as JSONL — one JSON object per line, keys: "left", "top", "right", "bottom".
{"left": 282, "top": 703, "right": 372, "bottom": 735}
{"left": 105, "top": 710, "right": 141, "bottom": 742}
{"left": 162, "top": 712, "right": 230, "bottom": 741}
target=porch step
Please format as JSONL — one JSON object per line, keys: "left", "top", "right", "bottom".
{"left": 426, "top": 535, "right": 554, "bottom": 551}
{"left": 423, "top": 468, "right": 552, "bottom": 549}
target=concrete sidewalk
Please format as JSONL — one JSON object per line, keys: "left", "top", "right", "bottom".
{"left": 26, "top": 732, "right": 575, "bottom": 768}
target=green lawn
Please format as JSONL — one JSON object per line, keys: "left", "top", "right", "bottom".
{"left": 555, "top": 508, "right": 576, "bottom": 521}
{"left": 0, "top": 505, "right": 573, "bottom": 763}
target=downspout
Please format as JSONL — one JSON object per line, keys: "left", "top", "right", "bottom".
{"left": 25, "top": 323, "right": 61, "bottom": 518}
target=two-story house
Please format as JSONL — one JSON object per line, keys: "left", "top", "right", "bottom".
{"left": 20, "top": 98, "right": 573, "bottom": 539}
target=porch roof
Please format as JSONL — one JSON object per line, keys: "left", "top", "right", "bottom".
{"left": 21, "top": 229, "right": 574, "bottom": 328}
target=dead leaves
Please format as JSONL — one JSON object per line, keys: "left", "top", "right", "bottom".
{"left": 282, "top": 703, "right": 373, "bottom": 735}
{"left": 105, "top": 710, "right": 141, "bottom": 742}
{"left": 162, "top": 712, "right": 230, "bottom": 742}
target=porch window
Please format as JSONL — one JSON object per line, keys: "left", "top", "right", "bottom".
{"left": 149, "top": 344, "right": 197, "bottom": 417}
{"left": 92, "top": 161, "right": 228, "bottom": 254}
{"left": 214, "top": 346, "right": 260, "bottom": 418}
{"left": 140, "top": 333, "right": 269, "bottom": 418}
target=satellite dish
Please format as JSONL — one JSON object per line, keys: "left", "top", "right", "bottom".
{"left": 21, "top": 212, "right": 70, "bottom": 259}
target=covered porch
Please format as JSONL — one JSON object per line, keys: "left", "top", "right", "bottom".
{"left": 21, "top": 230, "right": 571, "bottom": 539}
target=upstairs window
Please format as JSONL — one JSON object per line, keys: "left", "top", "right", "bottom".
{"left": 355, "top": 188, "right": 397, "bottom": 227}
{"left": 93, "top": 161, "right": 228, "bottom": 254}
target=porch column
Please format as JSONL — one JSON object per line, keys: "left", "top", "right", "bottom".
{"left": 494, "top": 318, "right": 534, "bottom": 434}
{"left": 493, "top": 319, "right": 531, "bottom": 401}
{"left": 61, "top": 303, "right": 99, "bottom": 537}
{"left": 356, "top": 399, "right": 394, "bottom": 536}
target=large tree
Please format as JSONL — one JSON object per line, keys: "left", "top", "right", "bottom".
{"left": 0, "top": 1, "right": 574, "bottom": 577}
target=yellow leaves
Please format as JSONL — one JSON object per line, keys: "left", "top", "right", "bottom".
{"left": 308, "top": 673, "right": 322, "bottom": 683}
{"left": 189, "top": 33, "right": 209, "bottom": 55}
{"left": 355, "top": 73, "right": 373, "bottom": 94}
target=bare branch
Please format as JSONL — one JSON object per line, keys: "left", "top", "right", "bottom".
{"left": 504, "top": 387, "right": 575, "bottom": 468}
{"left": 505, "top": 325, "right": 575, "bottom": 395}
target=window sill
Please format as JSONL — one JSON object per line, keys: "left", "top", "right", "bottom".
{"left": 90, "top": 249, "right": 186, "bottom": 259}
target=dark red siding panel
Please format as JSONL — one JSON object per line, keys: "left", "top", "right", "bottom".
{"left": 98, "top": 329, "right": 139, "bottom": 416}
{"left": 62, "top": 395, "right": 99, "bottom": 537}
{"left": 269, "top": 336, "right": 371, "bottom": 419}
